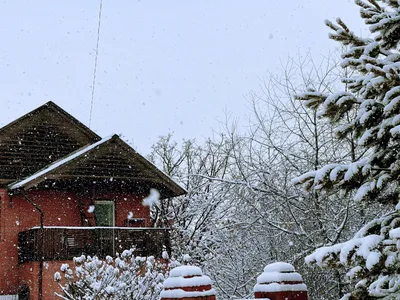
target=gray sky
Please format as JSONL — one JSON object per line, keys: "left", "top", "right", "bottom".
{"left": 0, "top": 0, "right": 367, "bottom": 154}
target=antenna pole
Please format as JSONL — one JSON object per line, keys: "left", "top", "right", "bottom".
{"left": 89, "top": 0, "right": 103, "bottom": 128}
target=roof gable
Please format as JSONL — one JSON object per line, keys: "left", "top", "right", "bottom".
{"left": 0, "top": 101, "right": 100, "bottom": 184}
{"left": 9, "top": 135, "right": 186, "bottom": 199}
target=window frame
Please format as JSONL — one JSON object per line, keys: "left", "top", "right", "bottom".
{"left": 94, "top": 200, "right": 115, "bottom": 227}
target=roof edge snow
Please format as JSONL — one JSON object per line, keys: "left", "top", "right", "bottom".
{"left": 8, "top": 135, "right": 115, "bottom": 190}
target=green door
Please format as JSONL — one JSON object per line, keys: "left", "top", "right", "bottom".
{"left": 95, "top": 201, "right": 115, "bottom": 227}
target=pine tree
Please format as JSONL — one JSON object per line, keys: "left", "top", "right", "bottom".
{"left": 293, "top": 0, "right": 400, "bottom": 299}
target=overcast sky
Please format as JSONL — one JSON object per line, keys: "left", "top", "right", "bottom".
{"left": 0, "top": 1, "right": 367, "bottom": 154}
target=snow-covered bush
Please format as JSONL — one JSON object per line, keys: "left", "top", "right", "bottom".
{"left": 295, "top": 0, "right": 400, "bottom": 298}
{"left": 54, "top": 249, "right": 179, "bottom": 300}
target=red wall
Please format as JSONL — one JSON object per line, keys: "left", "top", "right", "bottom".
{"left": 0, "top": 188, "right": 149, "bottom": 298}
{"left": 111, "top": 193, "right": 151, "bottom": 227}
{"left": 255, "top": 291, "right": 308, "bottom": 300}
{"left": 19, "top": 260, "right": 72, "bottom": 300}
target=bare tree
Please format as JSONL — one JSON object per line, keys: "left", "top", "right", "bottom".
{"left": 147, "top": 52, "right": 384, "bottom": 300}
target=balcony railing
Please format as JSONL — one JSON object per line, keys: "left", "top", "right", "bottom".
{"left": 18, "top": 227, "right": 171, "bottom": 264}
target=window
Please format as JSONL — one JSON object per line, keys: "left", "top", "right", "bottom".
{"left": 125, "top": 218, "right": 145, "bottom": 228}
{"left": 94, "top": 201, "right": 115, "bottom": 227}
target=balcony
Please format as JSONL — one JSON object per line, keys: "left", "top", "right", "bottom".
{"left": 18, "top": 227, "right": 171, "bottom": 264}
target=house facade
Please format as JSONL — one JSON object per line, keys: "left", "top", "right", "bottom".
{"left": 0, "top": 102, "right": 185, "bottom": 300}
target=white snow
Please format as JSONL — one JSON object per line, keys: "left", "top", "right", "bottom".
{"left": 160, "top": 288, "right": 216, "bottom": 298}
{"left": 376, "top": 174, "right": 390, "bottom": 189}
{"left": 105, "top": 286, "right": 115, "bottom": 294}
{"left": 291, "top": 170, "right": 316, "bottom": 185}
{"left": 314, "top": 164, "right": 338, "bottom": 183}
{"left": 254, "top": 283, "right": 307, "bottom": 293}
{"left": 60, "top": 263, "right": 69, "bottom": 272}
{"left": 383, "top": 86, "right": 400, "bottom": 105}
{"left": 384, "top": 96, "right": 400, "bottom": 115}
{"left": 293, "top": 159, "right": 372, "bottom": 192}
{"left": 182, "top": 254, "right": 192, "bottom": 262}
{"left": 161, "top": 265, "right": 216, "bottom": 299}
{"left": 253, "top": 262, "right": 306, "bottom": 293}
{"left": 354, "top": 180, "right": 376, "bottom": 202}
{"left": 306, "top": 234, "right": 384, "bottom": 271}
{"left": 54, "top": 272, "right": 61, "bottom": 281}
{"left": 330, "top": 165, "right": 347, "bottom": 181}
{"left": 389, "top": 228, "right": 400, "bottom": 239}
{"left": 358, "top": 129, "right": 373, "bottom": 146}
{"left": 263, "top": 262, "right": 295, "bottom": 273}
{"left": 389, "top": 125, "right": 400, "bottom": 137}
{"left": 366, "top": 251, "right": 381, "bottom": 270}
{"left": 345, "top": 266, "right": 362, "bottom": 280}
{"left": 319, "top": 91, "right": 355, "bottom": 117}
{"left": 163, "top": 275, "right": 212, "bottom": 288}
{"left": 162, "top": 251, "right": 169, "bottom": 260}
{"left": 344, "top": 159, "right": 370, "bottom": 182}
{"left": 257, "top": 271, "right": 302, "bottom": 283}
{"left": 142, "top": 188, "right": 160, "bottom": 207}
{"left": 170, "top": 266, "right": 203, "bottom": 278}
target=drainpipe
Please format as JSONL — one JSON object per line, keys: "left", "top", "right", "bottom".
{"left": 21, "top": 192, "right": 44, "bottom": 228}
{"left": 20, "top": 191, "right": 44, "bottom": 300}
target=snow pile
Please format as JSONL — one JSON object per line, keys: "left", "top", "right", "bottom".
{"left": 263, "top": 262, "right": 295, "bottom": 273}
{"left": 170, "top": 266, "right": 203, "bottom": 278}
{"left": 160, "top": 265, "right": 216, "bottom": 299}
{"left": 253, "top": 262, "right": 307, "bottom": 294}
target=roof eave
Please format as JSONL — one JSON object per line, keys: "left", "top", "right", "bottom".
{"left": 8, "top": 135, "right": 187, "bottom": 199}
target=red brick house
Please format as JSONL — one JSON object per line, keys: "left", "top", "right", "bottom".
{"left": 0, "top": 101, "right": 185, "bottom": 300}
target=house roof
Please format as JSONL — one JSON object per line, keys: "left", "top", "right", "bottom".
{"left": 3, "top": 102, "right": 186, "bottom": 199}
{"left": 0, "top": 101, "right": 100, "bottom": 142}
{"left": 0, "top": 101, "right": 101, "bottom": 184}
{"left": 9, "top": 135, "right": 114, "bottom": 190}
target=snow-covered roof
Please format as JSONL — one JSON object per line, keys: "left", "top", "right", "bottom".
{"left": 2, "top": 102, "right": 186, "bottom": 198}
{"left": 9, "top": 135, "right": 114, "bottom": 190}
{"left": 8, "top": 133, "right": 186, "bottom": 199}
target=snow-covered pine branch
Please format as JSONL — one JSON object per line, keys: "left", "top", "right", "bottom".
{"left": 295, "top": 0, "right": 400, "bottom": 298}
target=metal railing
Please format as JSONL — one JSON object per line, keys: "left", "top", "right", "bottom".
{"left": 18, "top": 227, "right": 171, "bottom": 263}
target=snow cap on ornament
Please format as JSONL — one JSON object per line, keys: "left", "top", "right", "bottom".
{"left": 253, "top": 262, "right": 308, "bottom": 300}
{"left": 160, "top": 265, "right": 216, "bottom": 300}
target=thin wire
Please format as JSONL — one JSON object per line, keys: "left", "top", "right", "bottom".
{"left": 89, "top": 0, "right": 103, "bottom": 128}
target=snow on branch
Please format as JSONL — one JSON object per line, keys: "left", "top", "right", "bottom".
{"left": 306, "top": 210, "right": 400, "bottom": 298}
